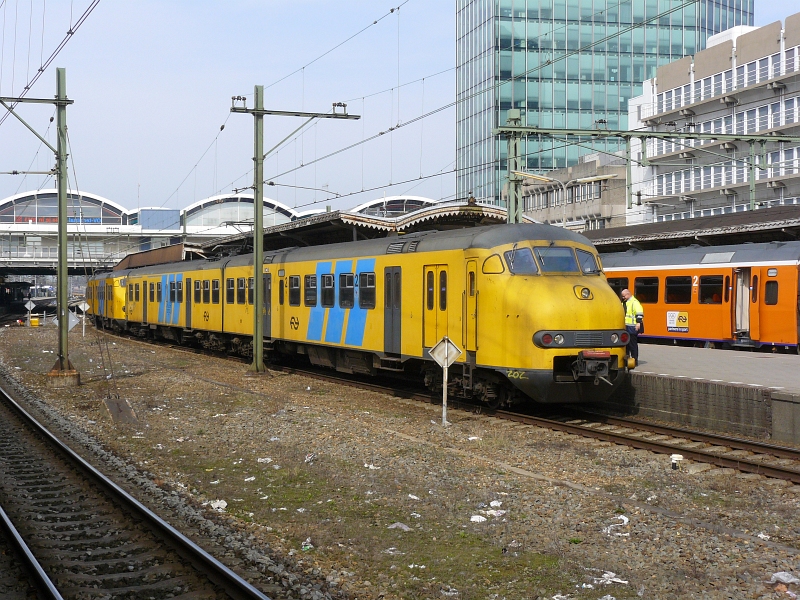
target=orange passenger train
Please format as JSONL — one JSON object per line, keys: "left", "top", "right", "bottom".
{"left": 601, "top": 241, "right": 800, "bottom": 352}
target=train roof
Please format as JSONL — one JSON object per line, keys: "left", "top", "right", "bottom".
{"left": 601, "top": 241, "right": 800, "bottom": 269}
{"left": 92, "top": 224, "right": 596, "bottom": 278}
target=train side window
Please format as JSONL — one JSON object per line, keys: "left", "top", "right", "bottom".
{"left": 359, "top": 272, "right": 376, "bottom": 308}
{"left": 393, "top": 272, "right": 401, "bottom": 309}
{"left": 439, "top": 271, "right": 447, "bottom": 310}
{"left": 634, "top": 277, "right": 659, "bottom": 303}
{"left": 724, "top": 276, "right": 730, "bottom": 302}
{"left": 304, "top": 275, "right": 317, "bottom": 306}
{"left": 468, "top": 271, "right": 476, "bottom": 296}
{"left": 226, "top": 278, "right": 235, "bottom": 304}
{"left": 426, "top": 271, "right": 434, "bottom": 310}
{"left": 321, "top": 274, "right": 334, "bottom": 307}
{"left": 170, "top": 281, "right": 176, "bottom": 302}
{"left": 150, "top": 283, "right": 155, "bottom": 302}
{"left": 177, "top": 281, "right": 183, "bottom": 303}
{"left": 194, "top": 280, "right": 201, "bottom": 304}
{"left": 248, "top": 277, "right": 254, "bottom": 305}
{"left": 279, "top": 280, "right": 285, "bottom": 305}
{"left": 607, "top": 277, "right": 628, "bottom": 299}
{"left": 665, "top": 276, "right": 692, "bottom": 303}
{"left": 212, "top": 280, "right": 220, "bottom": 304}
{"left": 765, "top": 281, "right": 778, "bottom": 305}
{"left": 576, "top": 249, "right": 600, "bottom": 274}
{"left": 203, "top": 280, "right": 210, "bottom": 303}
{"left": 237, "top": 278, "right": 246, "bottom": 304}
{"left": 157, "top": 282, "right": 162, "bottom": 302}
{"left": 288, "top": 276, "right": 301, "bottom": 306}
{"left": 699, "top": 275, "right": 723, "bottom": 304}
{"left": 128, "top": 284, "right": 133, "bottom": 301}
{"left": 751, "top": 275, "right": 758, "bottom": 303}
{"left": 135, "top": 284, "right": 140, "bottom": 302}
{"left": 339, "top": 274, "right": 355, "bottom": 308}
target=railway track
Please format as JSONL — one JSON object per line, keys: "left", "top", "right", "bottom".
{"left": 95, "top": 327, "right": 800, "bottom": 484}
{"left": 0, "top": 382, "right": 272, "bottom": 600}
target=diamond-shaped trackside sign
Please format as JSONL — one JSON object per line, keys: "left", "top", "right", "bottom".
{"left": 428, "top": 337, "right": 462, "bottom": 369}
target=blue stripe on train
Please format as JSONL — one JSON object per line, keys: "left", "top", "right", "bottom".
{"left": 344, "top": 258, "right": 376, "bottom": 347}
{"left": 307, "top": 262, "right": 331, "bottom": 341}
{"left": 324, "top": 260, "right": 353, "bottom": 344}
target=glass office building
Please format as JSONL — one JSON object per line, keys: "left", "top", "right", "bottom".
{"left": 456, "top": 0, "right": 754, "bottom": 202}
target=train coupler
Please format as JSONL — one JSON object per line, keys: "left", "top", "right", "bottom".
{"left": 571, "top": 350, "right": 613, "bottom": 383}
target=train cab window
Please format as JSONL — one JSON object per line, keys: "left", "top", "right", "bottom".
{"left": 203, "top": 280, "right": 211, "bottom": 303}
{"left": 339, "top": 274, "right": 355, "bottom": 308}
{"left": 576, "top": 249, "right": 601, "bottom": 274}
{"left": 128, "top": 284, "right": 133, "bottom": 301}
{"left": 248, "top": 277, "right": 254, "bottom": 304}
{"left": 468, "top": 271, "right": 476, "bottom": 297}
{"left": 150, "top": 283, "right": 155, "bottom": 303}
{"left": 304, "top": 275, "right": 317, "bottom": 307}
{"left": 533, "top": 247, "right": 579, "bottom": 273}
{"left": 212, "top": 280, "right": 220, "bottom": 304}
{"left": 426, "top": 271, "right": 434, "bottom": 310}
{"left": 177, "top": 281, "right": 183, "bottom": 303}
{"left": 194, "top": 280, "right": 201, "bottom": 304}
{"left": 321, "top": 274, "right": 335, "bottom": 307}
{"left": 157, "top": 282, "right": 162, "bottom": 302}
{"left": 751, "top": 275, "right": 758, "bottom": 303}
{"left": 279, "top": 280, "right": 285, "bottom": 305}
{"left": 359, "top": 272, "right": 376, "bottom": 308}
{"left": 724, "top": 276, "right": 730, "bottom": 302}
{"left": 439, "top": 271, "right": 447, "bottom": 310}
{"left": 135, "top": 284, "right": 140, "bottom": 302}
{"left": 226, "top": 278, "right": 235, "bottom": 304}
{"left": 288, "top": 276, "right": 301, "bottom": 306}
{"left": 607, "top": 277, "right": 629, "bottom": 299}
{"left": 765, "top": 281, "right": 778, "bottom": 305}
{"left": 504, "top": 247, "right": 539, "bottom": 274}
{"left": 169, "top": 281, "right": 176, "bottom": 302}
{"left": 634, "top": 277, "right": 659, "bottom": 303}
{"left": 665, "top": 276, "right": 692, "bottom": 304}
{"left": 237, "top": 278, "right": 246, "bottom": 304}
{"left": 699, "top": 275, "right": 723, "bottom": 304}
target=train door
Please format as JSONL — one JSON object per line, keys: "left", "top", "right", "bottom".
{"left": 384, "top": 267, "right": 401, "bottom": 355}
{"left": 423, "top": 265, "right": 449, "bottom": 348}
{"left": 464, "top": 260, "right": 478, "bottom": 352}
{"left": 142, "top": 280, "right": 148, "bottom": 324}
{"left": 733, "top": 267, "right": 751, "bottom": 337}
{"left": 749, "top": 268, "right": 762, "bottom": 341}
{"left": 263, "top": 272, "right": 272, "bottom": 338}
{"left": 185, "top": 278, "right": 192, "bottom": 329}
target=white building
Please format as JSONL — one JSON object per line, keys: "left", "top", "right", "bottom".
{"left": 627, "top": 12, "right": 800, "bottom": 225}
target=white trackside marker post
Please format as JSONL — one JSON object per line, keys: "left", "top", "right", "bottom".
{"left": 429, "top": 336, "right": 462, "bottom": 427}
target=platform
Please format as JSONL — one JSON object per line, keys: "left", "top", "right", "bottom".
{"left": 636, "top": 344, "right": 800, "bottom": 395}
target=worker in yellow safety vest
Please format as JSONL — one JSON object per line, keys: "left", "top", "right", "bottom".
{"left": 620, "top": 288, "right": 644, "bottom": 366}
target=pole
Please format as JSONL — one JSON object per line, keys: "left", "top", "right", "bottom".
{"left": 749, "top": 142, "right": 756, "bottom": 211}
{"left": 559, "top": 180, "right": 568, "bottom": 228}
{"left": 442, "top": 340, "right": 448, "bottom": 426}
{"left": 55, "top": 67, "right": 71, "bottom": 373}
{"left": 251, "top": 84, "right": 266, "bottom": 372}
{"left": 505, "top": 109, "right": 521, "bottom": 224}
{"left": 626, "top": 137, "right": 633, "bottom": 210}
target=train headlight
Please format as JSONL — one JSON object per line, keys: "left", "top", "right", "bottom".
{"left": 554, "top": 334, "right": 565, "bottom": 345}
{"left": 620, "top": 332, "right": 629, "bottom": 344}
{"left": 581, "top": 287, "right": 591, "bottom": 299}
{"left": 542, "top": 333, "right": 553, "bottom": 345}
{"left": 611, "top": 333, "right": 619, "bottom": 344}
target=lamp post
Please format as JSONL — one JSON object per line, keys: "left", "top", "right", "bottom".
{"left": 512, "top": 172, "right": 618, "bottom": 228}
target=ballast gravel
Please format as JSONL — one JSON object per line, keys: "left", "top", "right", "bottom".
{"left": 0, "top": 325, "right": 799, "bottom": 600}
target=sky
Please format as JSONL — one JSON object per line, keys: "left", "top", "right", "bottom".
{"left": 0, "top": 0, "right": 796, "bottom": 214}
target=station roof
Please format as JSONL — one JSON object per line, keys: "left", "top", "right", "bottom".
{"left": 200, "top": 200, "right": 535, "bottom": 256}
{"left": 585, "top": 205, "right": 800, "bottom": 253}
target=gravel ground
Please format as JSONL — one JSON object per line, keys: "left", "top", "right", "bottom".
{"left": 1, "top": 323, "right": 799, "bottom": 600}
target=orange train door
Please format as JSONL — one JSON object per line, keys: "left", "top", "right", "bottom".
{"left": 423, "top": 265, "right": 448, "bottom": 348}
{"left": 749, "top": 268, "right": 762, "bottom": 342}
{"left": 732, "top": 267, "right": 750, "bottom": 340}
{"left": 463, "top": 260, "right": 477, "bottom": 352}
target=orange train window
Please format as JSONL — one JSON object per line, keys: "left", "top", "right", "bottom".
{"left": 765, "top": 281, "right": 778, "bottom": 305}
{"left": 699, "top": 275, "right": 723, "bottom": 304}
{"left": 634, "top": 277, "right": 659, "bottom": 303}
{"left": 665, "top": 276, "right": 692, "bottom": 304}
{"left": 724, "top": 275, "right": 730, "bottom": 302}
{"left": 751, "top": 275, "right": 758, "bottom": 303}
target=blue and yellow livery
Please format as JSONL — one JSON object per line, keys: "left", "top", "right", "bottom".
{"left": 87, "top": 224, "right": 630, "bottom": 404}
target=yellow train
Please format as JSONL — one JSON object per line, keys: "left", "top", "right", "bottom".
{"left": 86, "top": 224, "right": 630, "bottom": 405}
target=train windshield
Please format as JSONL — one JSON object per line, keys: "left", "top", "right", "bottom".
{"left": 504, "top": 247, "right": 539, "bottom": 275}
{"left": 534, "top": 246, "right": 580, "bottom": 273}
{"left": 576, "top": 249, "right": 601, "bottom": 274}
